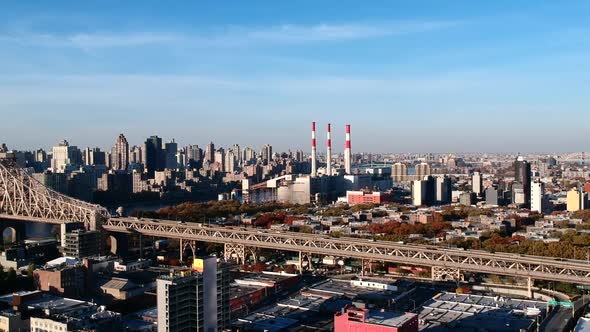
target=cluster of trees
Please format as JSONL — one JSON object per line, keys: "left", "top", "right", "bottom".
{"left": 134, "top": 201, "right": 311, "bottom": 222}
{"left": 363, "top": 220, "right": 451, "bottom": 242}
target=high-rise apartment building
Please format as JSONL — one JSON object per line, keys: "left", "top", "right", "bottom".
{"left": 243, "top": 147, "right": 256, "bottom": 164}
{"left": 530, "top": 180, "right": 544, "bottom": 213}
{"left": 157, "top": 257, "right": 229, "bottom": 332}
{"left": 214, "top": 148, "right": 225, "bottom": 172}
{"left": 143, "top": 136, "right": 164, "bottom": 176}
{"left": 112, "top": 133, "right": 129, "bottom": 171}
{"left": 435, "top": 175, "right": 452, "bottom": 205}
{"left": 567, "top": 188, "right": 587, "bottom": 212}
{"left": 472, "top": 171, "right": 483, "bottom": 195}
{"left": 262, "top": 144, "right": 273, "bottom": 165}
{"left": 231, "top": 144, "right": 241, "bottom": 164}
{"left": 130, "top": 145, "right": 143, "bottom": 164}
{"left": 392, "top": 162, "right": 408, "bottom": 182}
{"left": 186, "top": 145, "right": 202, "bottom": 163}
{"left": 83, "top": 147, "right": 105, "bottom": 166}
{"left": 414, "top": 162, "right": 431, "bottom": 181}
{"left": 225, "top": 150, "right": 236, "bottom": 173}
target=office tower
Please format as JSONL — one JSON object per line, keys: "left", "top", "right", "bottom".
{"left": 311, "top": 122, "right": 317, "bottom": 177}
{"left": 326, "top": 123, "right": 332, "bottom": 176}
{"left": 130, "top": 145, "right": 142, "bottom": 164}
{"left": 164, "top": 139, "right": 178, "bottom": 170}
{"left": 231, "top": 144, "right": 241, "bottom": 164}
{"left": 214, "top": 148, "right": 225, "bottom": 172}
{"left": 567, "top": 188, "right": 587, "bottom": 212}
{"left": 143, "top": 136, "right": 164, "bottom": 176}
{"left": 344, "top": 124, "right": 352, "bottom": 174}
{"left": 112, "top": 133, "right": 130, "bottom": 171}
{"left": 415, "top": 162, "right": 431, "bottom": 180}
{"left": 262, "top": 144, "right": 272, "bottom": 165}
{"left": 157, "top": 257, "right": 229, "bottom": 332}
{"left": 485, "top": 187, "right": 501, "bottom": 206}
{"left": 205, "top": 142, "right": 215, "bottom": 163}
{"left": 514, "top": 156, "right": 531, "bottom": 207}
{"left": 435, "top": 175, "right": 452, "bottom": 205}
{"left": 51, "top": 140, "right": 81, "bottom": 173}
{"left": 459, "top": 192, "right": 476, "bottom": 206}
{"left": 225, "top": 150, "right": 236, "bottom": 173}
{"left": 472, "top": 171, "right": 483, "bottom": 195}
{"left": 530, "top": 180, "right": 544, "bottom": 213}
{"left": 392, "top": 162, "right": 408, "bottom": 182}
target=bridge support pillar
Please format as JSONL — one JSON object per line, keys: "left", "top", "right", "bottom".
{"left": 224, "top": 243, "right": 246, "bottom": 265}
{"left": 298, "top": 251, "right": 303, "bottom": 275}
{"left": 432, "top": 266, "right": 463, "bottom": 282}
{"left": 527, "top": 277, "right": 534, "bottom": 299}
{"left": 139, "top": 234, "right": 144, "bottom": 259}
{"left": 180, "top": 239, "right": 197, "bottom": 263}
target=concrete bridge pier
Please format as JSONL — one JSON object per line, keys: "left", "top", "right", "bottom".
{"left": 107, "top": 232, "right": 129, "bottom": 257}
{"left": 224, "top": 243, "right": 259, "bottom": 265}
{"left": 0, "top": 219, "right": 26, "bottom": 244}
{"left": 527, "top": 277, "right": 534, "bottom": 299}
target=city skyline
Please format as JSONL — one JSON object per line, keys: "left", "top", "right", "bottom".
{"left": 2, "top": 1, "right": 590, "bottom": 152}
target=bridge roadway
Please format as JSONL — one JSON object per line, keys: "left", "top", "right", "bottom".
{"left": 102, "top": 217, "right": 590, "bottom": 285}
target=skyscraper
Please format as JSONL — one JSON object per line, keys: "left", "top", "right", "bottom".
{"left": 514, "top": 156, "right": 531, "bottom": 207}
{"left": 112, "top": 133, "right": 129, "bottom": 171}
{"left": 164, "top": 139, "right": 178, "bottom": 170}
{"left": 143, "top": 136, "right": 164, "bottom": 177}
{"left": 205, "top": 142, "right": 215, "bottom": 163}
{"left": 157, "top": 257, "right": 229, "bottom": 332}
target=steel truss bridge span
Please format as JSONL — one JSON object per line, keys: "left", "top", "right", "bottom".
{"left": 0, "top": 162, "right": 110, "bottom": 228}
{"left": 103, "top": 218, "right": 590, "bottom": 285}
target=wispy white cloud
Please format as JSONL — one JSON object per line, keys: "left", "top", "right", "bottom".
{"left": 0, "top": 20, "right": 461, "bottom": 49}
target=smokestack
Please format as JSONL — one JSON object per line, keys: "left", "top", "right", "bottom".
{"left": 311, "top": 122, "right": 317, "bottom": 177}
{"left": 326, "top": 123, "right": 332, "bottom": 176}
{"left": 344, "top": 124, "right": 351, "bottom": 174}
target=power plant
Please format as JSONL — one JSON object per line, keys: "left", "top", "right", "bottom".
{"left": 242, "top": 122, "right": 391, "bottom": 205}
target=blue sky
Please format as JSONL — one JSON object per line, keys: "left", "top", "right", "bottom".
{"left": 1, "top": 1, "right": 589, "bottom": 153}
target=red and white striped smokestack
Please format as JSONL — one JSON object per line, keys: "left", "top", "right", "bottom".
{"left": 326, "top": 123, "right": 332, "bottom": 176}
{"left": 344, "top": 124, "right": 351, "bottom": 174}
{"left": 311, "top": 121, "right": 317, "bottom": 177}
